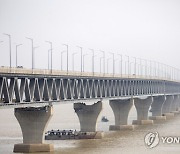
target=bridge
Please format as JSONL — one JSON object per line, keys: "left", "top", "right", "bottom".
{"left": 1, "top": 66, "right": 180, "bottom": 153}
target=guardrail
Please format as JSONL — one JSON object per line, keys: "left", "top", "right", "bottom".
{"left": 0, "top": 66, "right": 178, "bottom": 82}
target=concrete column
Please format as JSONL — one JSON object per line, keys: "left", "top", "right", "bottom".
{"left": 132, "top": 97, "right": 153, "bottom": 125}
{"left": 177, "top": 95, "right": 180, "bottom": 111}
{"left": 162, "top": 95, "right": 175, "bottom": 118}
{"left": 170, "top": 95, "right": 180, "bottom": 114}
{"left": 109, "top": 98, "right": 134, "bottom": 131}
{"left": 13, "top": 106, "right": 53, "bottom": 153}
{"left": 149, "top": 95, "right": 166, "bottom": 120}
{"left": 74, "top": 101, "right": 102, "bottom": 133}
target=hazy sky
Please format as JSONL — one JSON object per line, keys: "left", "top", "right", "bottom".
{"left": 0, "top": 0, "right": 180, "bottom": 73}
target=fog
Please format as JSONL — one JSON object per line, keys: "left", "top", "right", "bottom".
{"left": 0, "top": 0, "right": 180, "bottom": 73}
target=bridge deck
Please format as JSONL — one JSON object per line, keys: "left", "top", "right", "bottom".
{"left": 0, "top": 66, "right": 175, "bottom": 82}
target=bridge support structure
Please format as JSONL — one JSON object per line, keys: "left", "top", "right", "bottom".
{"left": 74, "top": 101, "right": 103, "bottom": 139}
{"left": 132, "top": 97, "right": 153, "bottom": 125}
{"left": 149, "top": 96, "right": 166, "bottom": 120}
{"left": 177, "top": 95, "right": 180, "bottom": 111}
{"left": 170, "top": 95, "right": 180, "bottom": 115}
{"left": 109, "top": 98, "right": 134, "bottom": 131}
{"left": 162, "top": 95, "right": 175, "bottom": 118}
{"left": 176, "top": 95, "right": 180, "bottom": 111}
{"left": 13, "top": 106, "right": 53, "bottom": 153}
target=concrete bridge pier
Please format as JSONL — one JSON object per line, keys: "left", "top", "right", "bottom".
{"left": 177, "top": 95, "right": 180, "bottom": 111}
{"left": 13, "top": 106, "right": 53, "bottom": 153}
{"left": 170, "top": 95, "right": 180, "bottom": 115}
{"left": 132, "top": 97, "right": 153, "bottom": 125}
{"left": 74, "top": 101, "right": 103, "bottom": 138}
{"left": 149, "top": 96, "right": 166, "bottom": 120}
{"left": 162, "top": 95, "right": 175, "bottom": 118}
{"left": 109, "top": 99, "right": 134, "bottom": 131}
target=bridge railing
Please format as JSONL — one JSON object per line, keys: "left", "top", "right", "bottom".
{"left": 0, "top": 66, "right": 177, "bottom": 83}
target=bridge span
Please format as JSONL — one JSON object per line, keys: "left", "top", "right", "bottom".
{"left": 1, "top": 67, "right": 180, "bottom": 153}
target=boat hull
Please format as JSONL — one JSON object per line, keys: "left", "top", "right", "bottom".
{"left": 45, "top": 131, "right": 103, "bottom": 140}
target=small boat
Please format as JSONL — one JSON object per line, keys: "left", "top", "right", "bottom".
{"left": 101, "top": 116, "right": 109, "bottom": 122}
{"left": 45, "top": 129, "right": 100, "bottom": 140}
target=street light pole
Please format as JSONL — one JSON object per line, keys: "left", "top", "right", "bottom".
{"left": 139, "top": 58, "right": 142, "bottom": 76}
{"left": 109, "top": 52, "right": 115, "bottom": 76}
{"left": 165, "top": 65, "right": 167, "bottom": 79}
{"left": 132, "top": 57, "right": 137, "bottom": 77}
{"left": 45, "top": 41, "right": 53, "bottom": 73}
{"left": 61, "top": 50, "right": 66, "bottom": 71}
{"left": 125, "top": 55, "right": 129, "bottom": 77}
{"left": 167, "top": 65, "right": 170, "bottom": 80}
{"left": 157, "top": 62, "right": 160, "bottom": 78}
{"left": 161, "top": 63, "right": 164, "bottom": 79}
{"left": 153, "top": 61, "right": 156, "bottom": 77}
{"left": 77, "top": 46, "right": 83, "bottom": 74}
{"left": 130, "top": 62, "right": 134, "bottom": 75}
{"left": 15, "top": 44, "right": 22, "bottom": 67}
{"left": 48, "top": 49, "right": 51, "bottom": 70}
{"left": 117, "top": 54, "right": 122, "bottom": 78}
{"left": 89, "top": 49, "right": 95, "bottom": 75}
{"left": 107, "top": 58, "right": 111, "bottom": 74}
{"left": 62, "top": 44, "right": 69, "bottom": 74}
{"left": 72, "top": 52, "right": 78, "bottom": 71}
{"left": 143, "top": 59, "right": 147, "bottom": 78}
{"left": 100, "top": 57, "right": 102, "bottom": 74}
{"left": 172, "top": 67, "right": 174, "bottom": 80}
{"left": 33, "top": 46, "right": 39, "bottom": 69}
{"left": 4, "top": 33, "right": 12, "bottom": 68}
{"left": 149, "top": 60, "right": 152, "bottom": 78}
{"left": 83, "top": 54, "right": 88, "bottom": 72}
{"left": 172, "top": 66, "right": 174, "bottom": 80}
{"left": 100, "top": 50, "right": 105, "bottom": 75}
{"left": 26, "top": 37, "right": 34, "bottom": 71}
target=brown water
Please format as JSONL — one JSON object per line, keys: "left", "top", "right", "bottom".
{"left": 1, "top": 102, "right": 180, "bottom": 154}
